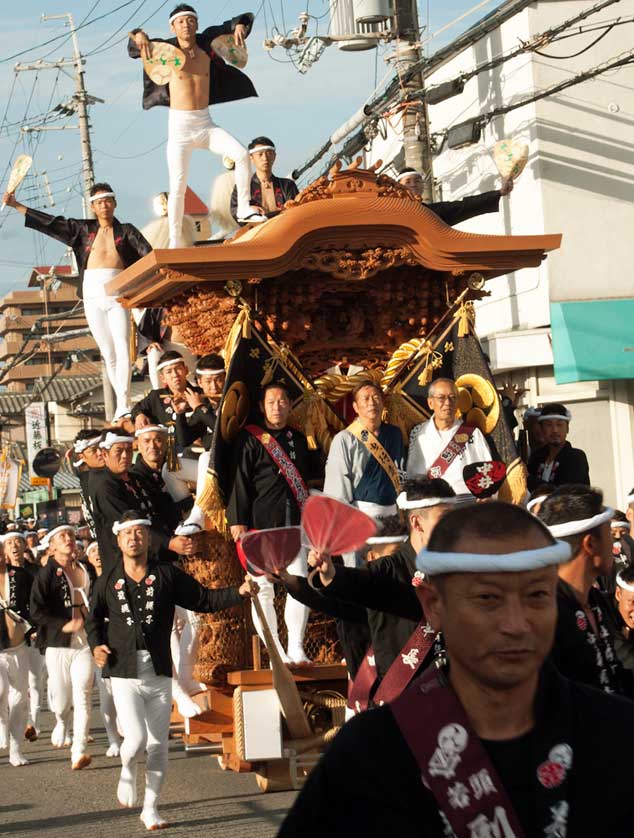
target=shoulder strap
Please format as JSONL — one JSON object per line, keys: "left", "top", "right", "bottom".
{"left": 346, "top": 420, "right": 400, "bottom": 494}
{"left": 427, "top": 422, "right": 476, "bottom": 480}
{"left": 245, "top": 425, "right": 309, "bottom": 509}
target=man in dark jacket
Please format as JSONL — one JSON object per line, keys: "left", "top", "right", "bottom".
{"left": 128, "top": 3, "right": 265, "bottom": 242}
{"left": 528, "top": 402, "right": 590, "bottom": 490}
{"left": 230, "top": 136, "right": 299, "bottom": 223}
{"left": 2, "top": 183, "right": 151, "bottom": 421}
{"left": 87, "top": 511, "right": 254, "bottom": 830}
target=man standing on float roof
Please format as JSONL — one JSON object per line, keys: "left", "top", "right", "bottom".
{"left": 128, "top": 4, "right": 266, "bottom": 246}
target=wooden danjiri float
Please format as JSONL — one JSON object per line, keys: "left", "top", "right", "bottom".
{"left": 109, "top": 159, "right": 561, "bottom": 791}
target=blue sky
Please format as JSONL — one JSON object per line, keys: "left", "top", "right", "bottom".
{"left": 0, "top": 1, "right": 496, "bottom": 288}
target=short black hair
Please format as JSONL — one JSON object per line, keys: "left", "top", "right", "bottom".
{"left": 402, "top": 477, "right": 456, "bottom": 508}
{"left": 612, "top": 510, "right": 628, "bottom": 523}
{"left": 538, "top": 484, "right": 604, "bottom": 556}
{"left": 260, "top": 381, "right": 291, "bottom": 401}
{"left": 351, "top": 380, "right": 383, "bottom": 402}
{"left": 528, "top": 484, "right": 554, "bottom": 502}
{"left": 74, "top": 428, "right": 101, "bottom": 444}
{"left": 540, "top": 402, "right": 570, "bottom": 420}
{"left": 119, "top": 509, "right": 146, "bottom": 524}
{"left": 196, "top": 353, "right": 225, "bottom": 373}
{"left": 158, "top": 350, "right": 184, "bottom": 366}
{"left": 618, "top": 566, "right": 634, "bottom": 586}
{"left": 90, "top": 182, "right": 114, "bottom": 197}
{"left": 248, "top": 136, "right": 275, "bottom": 151}
{"left": 100, "top": 426, "right": 133, "bottom": 442}
{"left": 428, "top": 501, "right": 554, "bottom": 553}
{"left": 374, "top": 514, "right": 408, "bottom": 540}
{"left": 169, "top": 4, "right": 197, "bottom": 19}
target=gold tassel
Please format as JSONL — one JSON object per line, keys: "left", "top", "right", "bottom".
{"left": 498, "top": 458, "right": 528, "bottom": 505}
{"left": 196, "top": 472, "right": 229, "bottom": 537}
{"left": 290, "top": 390, "right": 333, "bottom": 451}
{"left": 166, "top": 424, "right": 179, "bottom": 472}
{"left": 457, "top": 301, "right": 475, "bottom": 338}
{"left": 222, "top": 304, "right": 252, "bottom": 362}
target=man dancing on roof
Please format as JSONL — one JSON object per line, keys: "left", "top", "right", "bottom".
{"left": 128, "top": 4, "right": 265, "bottom": 245}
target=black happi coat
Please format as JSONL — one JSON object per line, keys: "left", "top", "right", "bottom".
{"left": 131, "top": 387, "right": 204, "bottom": 453}
{"left": 229, "top": 173, "right": 299, "bottom": 221}
{"left": 427, "top": 190, "right": 501, "bottom": 227}
{"left": 280, "top": 665, "right": 634, "bottom": 837}
{"left": 128, "top": 14, "right": 256, "bottom": 111}
{"left": 87, "top": 559, "right": 242, "bottom": 678}
{"left": 0, "top": 565, "right": 33, "bottom": 651}
{"left": 30, "top": 559, "right": 92, "bottom": 650}
{"left": 175, "top": 401, "right": 217, "bottom": 451}
{"left": 130, "top": 455, "right": 189, "bottom": 530}
{"left": 226, "top": 426, "right": 318, "bottom": 529}
{"left": 24, "top": 208, "right": 151, "bottom": 293}
{"left": 527, "top": 441, "right": 590, "bottom": 490}
{"left": 552, "top": 579, "right": 634, "bottom": 699}
{"left": 90, "top": 467, "right": 174, "bottom": 571}
{"left": 78, "top": 468, "right": 102, "bottom": 539}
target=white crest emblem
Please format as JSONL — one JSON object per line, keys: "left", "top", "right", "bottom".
{"left": 402, "top": 647, "right": 420, "bottom": 670}
{"left": 428, "top": 723, "right": 469, "bottom": 780}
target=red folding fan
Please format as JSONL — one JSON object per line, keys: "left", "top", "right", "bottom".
{"left": 236, "top": 527, "right": 302, "bottom": 577}
{"left": 301, "top": 494, "right": 377, "bottom": 555}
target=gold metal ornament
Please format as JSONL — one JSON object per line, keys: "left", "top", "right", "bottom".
{"left": 455, "top": 373, "right": 500, "bottom": 435}
{"left": 220, "top": 381, "right": 250, "bottom": 443}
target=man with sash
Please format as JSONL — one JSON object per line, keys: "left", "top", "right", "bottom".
{"left": 281, "top": 501, "right": 634, "bottom": 837}
{"left": 407, "top": 377, "right": 491, "bottom": 497}
{"left": 0, "top": 533, "right": 33, "bottom": 767}
{"left": 309, "top": 478, "right": 456, "bottom": 712}
{"left": 227, "top": 382, "right": 320, "bottom": 664}
{"left": 538, "top": 485, "right": 634, "bottom": 698}
{"left": 324, "top": 380, "right": 405, "bottom": 567}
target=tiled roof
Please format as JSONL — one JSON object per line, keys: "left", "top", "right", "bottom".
{"left": 0, "top": 376, "right": 103, "bottom": 417}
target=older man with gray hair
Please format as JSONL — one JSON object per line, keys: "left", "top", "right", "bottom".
{"left": 406, "top": 377, "right": 491, "bottom": 497}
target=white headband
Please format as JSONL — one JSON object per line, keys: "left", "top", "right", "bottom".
{"left": 547, "top": 507, "right": 614, "bottom": 538}
{"left": 366, "top": 534, "right": 409, "bottom": 545}
{"left": 74, "top": 437, "right": 101, "bottom": 454}
{"left": 135, "top": 425, "right": 168, "bottom": 437}
{"left": 89, "top": 191, "right": 115, "bottom": 203}
{"left": 156, "top": 358, "right": 185, "bottom": 372}
{"left": 416, "top": 539, "right": 571, "bottom": 575}
{"left": 396, "top": 171, "right": 421, "bottom": 182}
{"left": 86, "top": 541, "right": 99, "bottom": 554}
{"left": 196, "top": 368, "right": 224, "bottom": 376}
{"left": 611, "top": 520, "right": 629, "bottom": 530}
{"left": 397, "top": 492, "right": 458, "bottom": 510}
{"left": 527, "top": 496, "right": 547, "bottom": 513}
{"left": 112, "top": 518, "right": 151, "bottom": 535}
{"left": 249, "top": 145, "right": 276, "bottom": 154}
{"left": 169, "top": 10, "right": 198, "bottom": 24}
{"left": 538, "top": 411, "right": 571, "bottom": 423}
{"left": 0, "top": 532, "right": 26, "bottom": 543}
{"left": 616, "top": 571, "right": 634, "bottom": 593}
{"left": 627, "top": 494, "right": 634, "bottom": 505}
{"left": 47, "top": 524, "right": 75, "bottom": 542}
{"left": 100, "top": 432, "right": 134, "bottom": 449}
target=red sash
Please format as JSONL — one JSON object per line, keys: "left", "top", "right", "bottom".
{"left": 246, "top": 425, "right": 309, "bottom": 509}
{"left": 347, "top": 621, "right": 437, "bottom": 713}
{"left": 391, "top": 666, "right": 526, "bottom": 838}
{"left": 427, "top": 423, "right": 475, "bottom": 480}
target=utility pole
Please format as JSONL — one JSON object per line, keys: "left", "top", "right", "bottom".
{"left": 16, "top": 13, "right": 115, "bottom": 419}
{"left": 393, "top": 0, "right": 434, "bottom": 202}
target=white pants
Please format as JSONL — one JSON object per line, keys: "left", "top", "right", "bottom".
{"left": 84, "top": 267, "right": 132, "bottom": 418}
{"left": 252, "top": 550, "right": 310, "bottom": 661}
{"left": 96, "top": 668, "right": 120, "bottom": 749}
{"left": 167, "top": 108, "right": 251, "bottom": 247}
{"left": 111, "top": 652, "right": 172, "bottom": 810}
{"left": 27, "top": 644, "right": 44, "bottom": 729}
{"left": 171, "top": 606, "right": 202, "bottom": 694}
{"left": 45, "top": 638, "right": 94, "bottom": 762}
{"left": 162, "top": 450, "right": 211, "bottom": 529}
{"left": 0, "top": 643, "right": 29, "bottom": 759}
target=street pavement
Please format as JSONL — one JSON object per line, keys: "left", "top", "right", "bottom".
{"left": 0, "top": 704, "right": 297, "bottom": 837}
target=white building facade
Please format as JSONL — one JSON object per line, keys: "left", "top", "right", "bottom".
{"left": 366, "top": 0, "right": 634, "bottom": 508}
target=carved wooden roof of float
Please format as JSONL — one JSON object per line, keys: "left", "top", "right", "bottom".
{"left": 108, "top": 161, "right": 561, "bottom": 309}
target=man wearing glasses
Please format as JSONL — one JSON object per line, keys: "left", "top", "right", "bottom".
{"left": 406, "top": 378, "right": 491, "bottom": 498}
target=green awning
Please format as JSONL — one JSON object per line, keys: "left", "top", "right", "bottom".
{"left": 551, "top": 300, "right": 634, "bottom": 383}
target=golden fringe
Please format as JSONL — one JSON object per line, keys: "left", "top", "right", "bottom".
{"left": 383, "top": 390, "right": 428, "bottom": 446}
{"left": 222, "top": 305, "right": 252, "bottom": 363}
{"left": 498, "top": 457, "right": 528, "bottom": 505}
{"left": 290, "top": 390, "right": 333, "bottom": 451}
{"left": 196, "top": 472, "right": 229, "bottom": 537}
{"left": 457, "top": 301, "right": 476, "bottom": 338}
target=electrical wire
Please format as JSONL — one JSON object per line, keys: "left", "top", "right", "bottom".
{"left": 532, "top": 23, "right": 614, "bottom": 59}
{"left": 94, "top": 140, "right": 164, "bottom": 159}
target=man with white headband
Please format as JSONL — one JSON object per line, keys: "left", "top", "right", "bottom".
{"left": 309, "top": 478, "right": 455, "bottom": 710}
{"left": 612, "top": 566, "right": 634, "bottom": 673}
{"left": 324, "top": 380, "right": 405, "bottom": 567}
{"left": 281, "top": 501, "right": 634, "bottom": 837}
{"left": 538, "top": 485, "right": 634, "bottom": 697}
{"left": 91, "top": 427, "right": 196, "bottom": 573}
{"left": 395, "top": 167, "right": 514, "bottom": 223}
{"left": 73, "top": 428, "right": 105, "bottom": 539}
{"left": 87, "top": 510, "right": 256, "bottom": 831}
{"left": 2, "top": 182, "right": 151, "bottom": 421}
{"left": 230, "top": 136, "right": 298, "bottom": 222}
{"left": 30, "top": 523, "right": 95, "bottom": 769}
{"left": 128, "top": 4, "right": 265, "bottom": 242}
{"left": 132, "top": 350, "right": 199, "bottom": 433}
{"left": 528, "top": 402, "right": 590, "bottom": 490}
{"left": 407, "top": 377, "right": 491, "bottom": 498}
{"left": 0, "top": 532, "right": 33, "bottom": 766}
{"left": 621, "top": 488, "right": 634, "bottom": 564}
